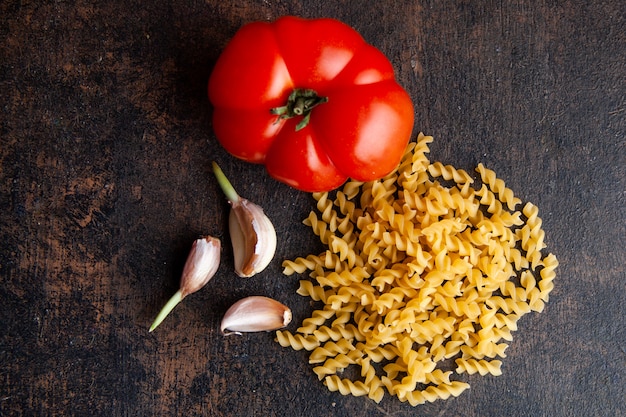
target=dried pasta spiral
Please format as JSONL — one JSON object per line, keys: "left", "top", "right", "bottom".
{"left": 476, "top": 163, "right": 522, "bottom": 210}
{"left": 455, "top": 358, "right": 503, "bottom": 376}
{"left": 324, "top": 375, "right": 370, "bottom": 397}
{"left": 429, "top": 161, "right": 474, "bottom": 185}
{"left": 277, "top": 133, "right": 558, "bottom": 405}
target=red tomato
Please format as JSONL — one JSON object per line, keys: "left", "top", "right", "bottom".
{"left": 208, "top": 16, "right": 414, "bottom": 192}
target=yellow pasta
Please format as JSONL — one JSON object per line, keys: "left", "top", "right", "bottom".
{"left": 295, "top": 280, "right": 331, "bottom": 302}
{"left": 282, "top": 254, "right": 323, "bottom": 275}
{"left": 277, "top": 133, "right": 558, "bottom": 405}
{"left": 275, "top": 331, "right": 320, "bottom": 351}
{"left": 313, "top": 324, "right": 364, "bottom": 343}
{"left": 476, "top": 163, "right": 522, "bottom": 210}
{"left": 429, "top": 161, "right": 474, "bottom": 185}
{"left": 455, "top": 358, "right": 503, "bottom": 376}
{"left": 402, "top": 380, "right": 471, "bottom": 406}
{"left": 309, "top": 339, "right": 356, "bottom": 364}
{"left": 323, "top": 375, "right": 370, "bottom": 397}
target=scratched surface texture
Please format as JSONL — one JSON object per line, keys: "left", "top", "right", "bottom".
{"left": 1, "top": 1, "right": 624, "bottom": 416}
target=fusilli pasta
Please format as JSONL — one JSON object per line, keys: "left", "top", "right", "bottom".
{"left": 277, "top": 132, "right": 558, "bottom": 405}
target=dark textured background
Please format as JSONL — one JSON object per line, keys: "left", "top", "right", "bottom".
{"left": 1, "top": 1, "right": 624, "bottom": 416}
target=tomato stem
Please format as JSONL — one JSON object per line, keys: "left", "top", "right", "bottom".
{"left": 270, "top": 88, "right": 328, "bottom": 131}
{"left": 293, "top": 97, "right": 306, "bottom": 115}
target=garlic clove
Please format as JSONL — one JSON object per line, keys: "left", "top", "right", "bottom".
{"left": 179, "top": 236, "right": 221, "bottom": 296}
{"left": 149, "top": 236, "right": 221, "bottom": 332}
{"left": 212, "top": 162, "right": 277, "bottom": 277}
{"left": 229, "top": 199, "right": 277, "bottom": 277}
{"left": 220, "top": 296, "right": 292, "bottom": 336}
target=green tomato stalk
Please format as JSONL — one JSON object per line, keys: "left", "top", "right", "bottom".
{"left": 270, "top": 88, "right": 329, "bottom": 131}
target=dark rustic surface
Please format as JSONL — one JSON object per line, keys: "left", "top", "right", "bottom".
{"left": 1, "top": 1, "right": 624, "bottom": 416}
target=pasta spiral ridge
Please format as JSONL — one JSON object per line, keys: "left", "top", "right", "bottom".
{"left": 429, "top": 162, "right": 474, "bottom": 185}
{"left": 455, "top": 358, "right": 503, "bottom": 376}
{"left": 403, "top": 381, "right": 471, "bottom": 406}
{"left": 324, "top": 375, "right": 370, "bottom": 397}
{"left": 476, "top": 164, "right": 522, "bottom": 210}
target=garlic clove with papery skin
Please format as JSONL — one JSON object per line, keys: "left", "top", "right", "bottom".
{"left": 220, "top": 296, "right": 292, "bottom": 336}
{"left": 149, "top": 236, "right": 221, "bottom": 332}
{"left": 212, "top": 162, "right": 277, "bottom": 277}
{"left": 178, "top": 236, "right": 222, "bottom": 295}
{"left": 228, "top": 199, "right": 277, "bottom": 277}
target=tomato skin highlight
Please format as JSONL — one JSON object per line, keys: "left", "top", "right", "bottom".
{"left": 208, "top": 22, "right": 294, "bottom": 109}
{"left": 265, "top": 121, "right": 347, "bottom": 192}
{"left": 208, "top": 16, "right": 415, "bottom": 192}
{"left": 312, "top": 80, "right": 414, "bottom": 182}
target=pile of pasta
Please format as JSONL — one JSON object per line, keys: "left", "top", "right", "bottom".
{"left": 276, "top": 133, "right": 558, "bottom": 405}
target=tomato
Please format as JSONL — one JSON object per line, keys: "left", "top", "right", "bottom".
{"left": 208, "top": 16, "right": 414, "bottom": 192}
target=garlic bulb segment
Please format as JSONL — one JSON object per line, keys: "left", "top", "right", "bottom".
{"left": 212, "top": 162, "right": 277, "bottom": 277}
{"left": 149, "top": 236, "right": 221, "bottom": 332}
{"left": 220, "top": 296, "right": 292, "bottom": 336}
{"left": 229, "top": 200, "right": 277, "bottom": 277}
{"left": 179, "top": 236, "right": 221, "bottom": 296}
